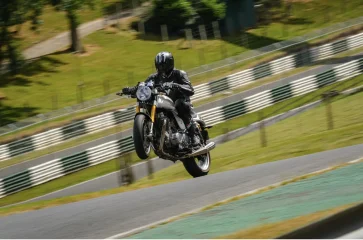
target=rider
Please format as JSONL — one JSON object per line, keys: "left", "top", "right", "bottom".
{"left": 120, "top": 51, "right": 202, "bottom": 151}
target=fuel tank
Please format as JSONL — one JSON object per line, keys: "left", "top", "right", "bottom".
{"left": 156, "top": 95, "right": 175, "bottom": 111}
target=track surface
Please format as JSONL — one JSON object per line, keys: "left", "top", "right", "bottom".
{"left": 340, "top": 226, "right": 363, "bottom": 238}
{"left": 1, "top": 52, "right": 363, "bottom": 178}
{"left": 13, "top": 100, "right": 321, "bottom": 205}
{"left": 0, "top": 144, "right": 362, "bottom": 239}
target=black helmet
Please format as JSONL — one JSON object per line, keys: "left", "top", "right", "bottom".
{"left": 155, "top": 51, "right": 174, "bottom": 78}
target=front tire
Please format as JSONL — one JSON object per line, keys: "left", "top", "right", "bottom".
{"left": 133, "top": 114, "right": 151, "bottom": 160}
{"left": 182, "top": 152, "right": 211, "bottom": 178}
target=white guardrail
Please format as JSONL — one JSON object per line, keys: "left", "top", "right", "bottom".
{"left": 2, "top": 16, "right": 363, "bottom": 136}
{"left": 1, "top": 56, "right": 362, "bottom": 198}
{"left": 0, "top": 31, "right": 363, "bottom": 162}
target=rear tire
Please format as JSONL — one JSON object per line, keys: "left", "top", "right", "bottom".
{"left": 133, "top": 114, "right": 151, "bottom": 160}
{"left": 182, "top": 152, "right": 211, "bottom": 178}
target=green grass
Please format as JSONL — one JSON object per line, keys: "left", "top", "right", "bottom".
{"left": 1, "top": 0, "right": 363, "bottom": 127}
{"left": 2, "top": 70, "right": 362, "bottom": 170}
{"left": 0, "top": 78, "right": 362, "bottom": 213}
{"left": 2, "top": 28, "right": 363, "bottom": 145}
{"left": 0, "top": 121, "right": 132, "bottom": 169}
{"left": 12, "top": 0, "right": 133, "bottom": 51}
{"left": 5, "top": 72, "right": 363, "bottom": 168}
{"left": 218, "top": 203, "right": 357, "bottom": 239}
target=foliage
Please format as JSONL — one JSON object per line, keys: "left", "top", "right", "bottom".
{"left": 149, "top": 0, "right": 195, "bottom": 33}
{"left": 191, "top": 0, "right": 226, "bottom": 24}
{"left": 142, "top": 0, "right": 226, "bottom": 35}
{"left": 49, "top": 0, "right": 96, "bottom": 52}
{"left": 0, "top": 0, "right": 45, "bottom": 73}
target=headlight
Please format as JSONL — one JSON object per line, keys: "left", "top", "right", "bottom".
{"left": 136, "top": 85, "right": 152, "bottom": 101}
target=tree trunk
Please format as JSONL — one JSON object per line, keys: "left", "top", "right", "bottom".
{"left": 67, "top": 11, "right": 83, "bottom": 53}
{"left": 0, "top": 27, "right": 7, "bottom": 65}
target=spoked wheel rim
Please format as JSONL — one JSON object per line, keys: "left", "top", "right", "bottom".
{"left": 196, "top": 152, "right": 210, "bottom": 171}
{"left": 143, "top": 120, "right": 151, "bottom": 155}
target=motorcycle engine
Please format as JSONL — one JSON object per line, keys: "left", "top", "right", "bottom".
{"left": 170, "top": 130, "right": 190, "bottom": 150}
{"left": 157, "top": 112, "right": 190, "bottom": 151}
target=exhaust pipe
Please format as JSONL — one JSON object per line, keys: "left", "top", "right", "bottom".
{"left": 186, "top": 142, "right": 216, "bottom": 158}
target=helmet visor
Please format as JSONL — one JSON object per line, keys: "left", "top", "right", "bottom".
{"left": 156, "top": 63, "right": 171, "bottom": 77}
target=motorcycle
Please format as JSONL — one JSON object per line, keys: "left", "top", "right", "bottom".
{"left": 117, "top": 81, "right": 216, "bottom": 178}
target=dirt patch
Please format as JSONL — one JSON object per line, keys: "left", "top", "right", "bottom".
{"left": 76, "top": 44, "right": 101, "bottom": 57}
{"left": 0, "top": 91, "right": 6, "bottom": 100}
{"left": 285, "top": 0, "right": 313, "bottom": 3}
{"left": 219, "top": 203, "right": 356, "bottom": 239}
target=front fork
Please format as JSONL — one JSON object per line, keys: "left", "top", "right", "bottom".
{"left": 136, "top": 101, "right": 156, "bottom": 140}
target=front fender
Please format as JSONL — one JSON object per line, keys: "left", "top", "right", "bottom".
{"left": 134, "top": 112, "right": 152, "bottom": 122}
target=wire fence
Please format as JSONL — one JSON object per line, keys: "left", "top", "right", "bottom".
{"left": 1, "top": 67, "right": 362, "bottom": 196}
{"left": 1, "top": 10, "right": 363, "bottom": 137}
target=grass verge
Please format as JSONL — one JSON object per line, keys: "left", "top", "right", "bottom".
{"left": 13, "top": 0, "right": 136, "bottom": 51}
{"left": 2, "top": 39, "right": 363, "bottom": 146}
{"left": 1, "top": 0, "right": 363, "bottom": 127}
{"left": 217, "top": 203, "right": 357, "bottom": 239}
{"left": 0, "top": 82, "right": 362, "bottom": 214}
{"left": 2, "top": 70, "right": 362, "bottom": 170}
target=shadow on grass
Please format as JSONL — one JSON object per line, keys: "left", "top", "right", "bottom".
{"left": 313, "top": 52, "right": 363, "bottom": 66}
{"left": 0, "top": 56, "right": 67, "bottom": 88}
{"left": 281, "top": 17, "right": 314, "bottom": 25}
{"left": 102, "top": 1, "right": 133, "bottom": 16}
{"left": 0, "top": 103, "right": 40, "bottom": 128}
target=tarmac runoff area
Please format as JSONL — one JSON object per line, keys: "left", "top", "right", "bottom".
{"left": 119, "top": 159, "right": 363, "bottom": 239}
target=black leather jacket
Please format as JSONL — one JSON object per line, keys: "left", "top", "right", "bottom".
{"left": 144, "top": 69, "right": 194, "bottom": 102}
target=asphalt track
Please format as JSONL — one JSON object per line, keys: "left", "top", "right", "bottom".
{"left": 340, "top": 226, "right": 363, "bottom": 238}
{"left": 11, "top": 100, "right": 321, "bottom": 205}
{"left": 1, "top": 52, "right": 363, "bottom": 178}
{"left": 0, "top": 144, "right": 362, "bottom": 239}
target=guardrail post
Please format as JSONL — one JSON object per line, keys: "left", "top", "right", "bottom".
{"left": 115, "top": 2, "right": 121, "bottom": 30}
{"left": 76, "top": 82, "right": 84, "bottom": 108}
{"left": 212, "top": 21, "right": 221, "bottom": 39}
{"left": 324, "top": 6, "right": 330, "bottom": 23}
{"left": 259, "top": 111, "right": 267, "bottom": 147}
{"left": 138, "top": 20, "right": 145, "bottom": 36}
{"left": 322, "top": 91, "right": 339, "bottom": 130}
{"left": 52, "top": 93, "right": 58, "bottom": 110}
{"left": 185, "top": 28, "right": 193, "bottom": 48}
{"left": 118, "top": 153, "right": 134, "bottom": 186}
{"left": 132, "top": 0, "right": 138, "bottom": 15}
{"left": 147, "top": 158, "right": 154, "bottom": 179}
{"left": 199, "top": 25, "right": 207, "bottom": 41}
{"left": 198, "top": 49, "right": 205, "bottom": 66}
{"left": 241, "top": 28, "right": 249, "bottom": 48}
{"left": 222, "top": 127, "right": 229, "bottom": 143}
{"left": 161, "top": 24, "right": 169, "bottom": 42}
{"left": 341, "top": 0, "right": 346, "bottom": 14}
{"left": 103, "top": 79, "right": 110, "bottom": 96}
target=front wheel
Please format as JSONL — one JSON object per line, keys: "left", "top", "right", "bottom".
{"left": 133, "top": 114, "right": 151, "bottom": 160}
{"left": 182, "top": 152, "right": 211, "bottom": 178}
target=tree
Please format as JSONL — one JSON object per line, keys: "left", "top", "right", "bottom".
{"left": 149, "top": 0, "right": 195, "bottom": 33}
{"left": 0, "top": 0, "right": 45, "bottom": 73}
{"left": 50, "top": 0, "right": 95, "bottom": 52}
{"left": 191, "top": 0, "right": 226, "bottom": 24}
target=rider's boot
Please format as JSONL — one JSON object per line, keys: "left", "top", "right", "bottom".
{"left": 187, "top": 119, "right": 202, "bottom": 151}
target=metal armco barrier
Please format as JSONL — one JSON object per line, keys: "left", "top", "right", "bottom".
{"left": 1, "top": 16, "right": 363, "bottom": 136}
{"left": 1, "top": 31, "right": 363, "bottom": 162}
{"left": 1, "top": 56, "right": 362, "bottom": 199}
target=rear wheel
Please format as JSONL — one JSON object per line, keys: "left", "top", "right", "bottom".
{"left": 182, "top": 127, "right": 211, "bottom": 178}
{"left": 182, "top": 152, "right": 211, "bottom": 178}
{"left": 133, "top": 114, "right": 151, "bottom": 160}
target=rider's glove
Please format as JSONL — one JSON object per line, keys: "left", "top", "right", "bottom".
{"left": 123, "top": 87, "right": 137, "bottom": 94}
{"left": 163, "top": 82, "right": 179, "bottom": 90}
